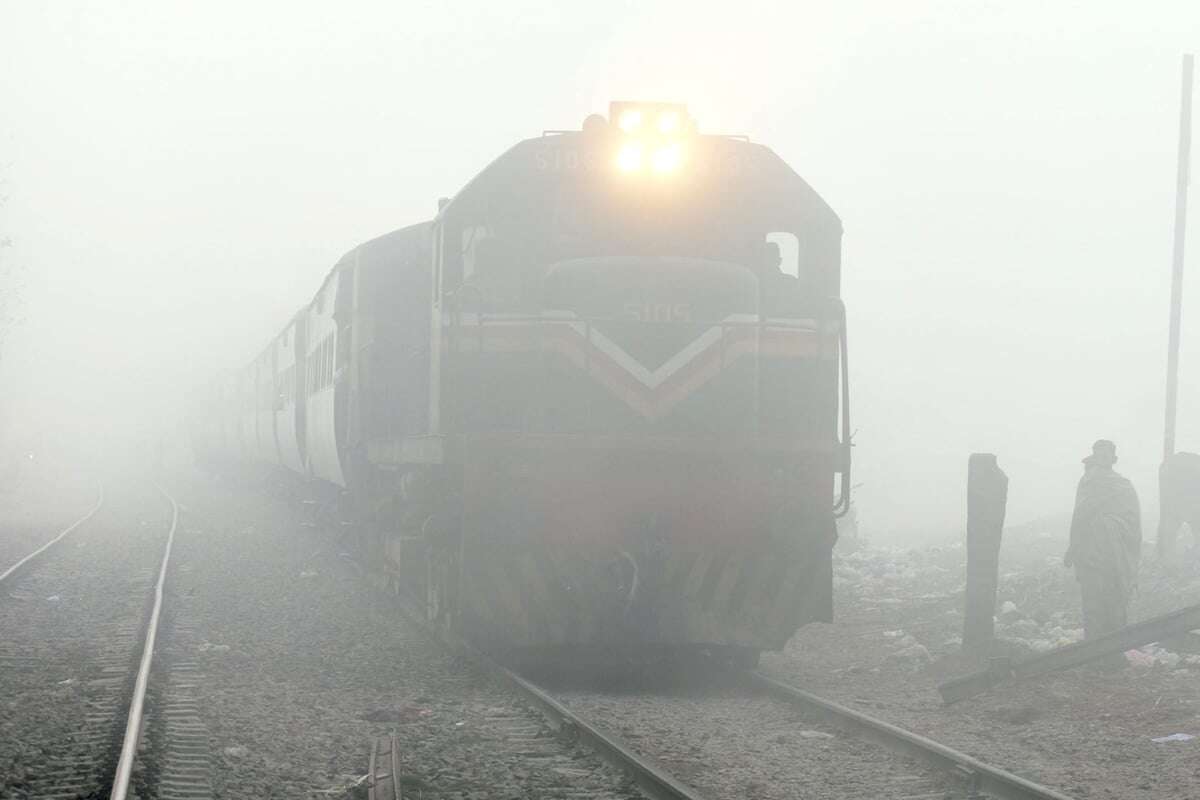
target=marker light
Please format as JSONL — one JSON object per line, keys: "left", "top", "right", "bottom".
{"left": 616, "top": 142, "right": 644, "bottom": 171}
{"left": 618, "top": 109, "right": 643, "bottom": 133}
{"left": 651, "top": 143, "right": 683, "bottom": 172}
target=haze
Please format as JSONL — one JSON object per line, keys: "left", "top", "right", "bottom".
{"left": 1, "top": 1, "right": 1197, "bottom": 541}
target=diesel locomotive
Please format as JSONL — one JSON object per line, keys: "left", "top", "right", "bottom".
{"left": 192, "top": 102, "right": 850, "bottom": 663}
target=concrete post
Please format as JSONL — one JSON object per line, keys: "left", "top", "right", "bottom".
{"left": 963, "top": 453, "right": 1009, "bottom": 657}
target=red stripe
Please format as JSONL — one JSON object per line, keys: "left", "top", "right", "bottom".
{"left": 451, "top": 321, "right": 827, "bottom": 419}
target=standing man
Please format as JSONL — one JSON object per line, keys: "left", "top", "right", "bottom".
{"left": 1065, "top": 440, "right": 1142, "bottom": 642}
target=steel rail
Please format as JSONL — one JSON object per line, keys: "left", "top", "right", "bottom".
{"left": 390, "top": 603, "right": 706, "bottom": 800}
{"left": 742, "top": 670, "right": 1075, "bottom": 800}
{"left": 497, "top": 664, "right": 706, "bottom": 800}
{"left": 110, "top": 484, "right": 178, "bottom": 800}
{"left": 0, "top": 481, "right": 105, "bottom": 586}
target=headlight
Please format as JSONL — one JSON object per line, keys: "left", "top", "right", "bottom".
{"left": 618, "top": 109, "right": 644, "bottom": 134}
{"left": 606, "top": 102, "right": 693, "bottom": 177}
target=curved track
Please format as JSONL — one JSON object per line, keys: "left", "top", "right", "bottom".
{"left": 0, "top": 480, "right": 178, "bottom": 800}
{"left": 0, "top": 481, "right": 105, "bottom": 586}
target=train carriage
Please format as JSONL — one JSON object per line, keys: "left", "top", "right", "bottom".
{"left": 236, "top": 366, "right": 257, "bottom": 463}
{"left": 273, "top": 315, "right": 308, "bottom": 475}
{"left": 251, "top": 345, "right": 278, "bottom": 464}
{"left": 303, "top": 275, "right": 345, "bottom": 486}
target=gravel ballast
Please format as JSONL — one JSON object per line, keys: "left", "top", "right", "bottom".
{"left": 0, "top": 478, "right": 170, "bottom": 799}
{"left": 761, "top": 533, "right": 1200, "bottom": 798}
{"left": 165, "top": 468, "right": 644, "bottom": 799}
{"left": 546, "top": 670, "right": 958, "bottom": 800}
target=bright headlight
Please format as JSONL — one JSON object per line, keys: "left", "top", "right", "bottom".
{"left": 618, "top": 109, "right": 643, "bottom": 133}
{"left": 616, "top": 142, "right": 644, "bottom": 172}
{"left": 606, "top": 102, "right": 693, "bottom": 177}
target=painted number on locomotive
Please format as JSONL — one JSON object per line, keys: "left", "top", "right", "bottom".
{"left": 623, "top": 303, "right": 692, "bottom": 322}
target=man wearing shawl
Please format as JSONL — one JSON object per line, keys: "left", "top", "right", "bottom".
{"left": 1065, "top": 440, "right": 1142, "bottom": 642}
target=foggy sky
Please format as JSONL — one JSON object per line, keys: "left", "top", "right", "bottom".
{"left": 1, "top": 1, "right": 1198, "bottom": 540}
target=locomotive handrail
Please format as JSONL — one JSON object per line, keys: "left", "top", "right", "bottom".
{"left": 445, "top": 310, "right": 826, "bottom": 328}
{"left": 834, "top": 302, "right": 851, "bottom": 518}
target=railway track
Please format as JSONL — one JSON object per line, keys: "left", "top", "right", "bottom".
{"left": 0, "top": 480, "right": 179, "bottom": 800}
{"left": 388, "top": 599, "right": 1073, "bottom": 800}
{"left": 0, "top": 481, "right": 105, "bottom": 586}
{"left": 740, "top": 670, "right": 1073, "bottom": 800}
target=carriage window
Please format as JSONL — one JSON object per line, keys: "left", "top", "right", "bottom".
{"left": 766, "top": 232, "right": 801, "bottom": 279}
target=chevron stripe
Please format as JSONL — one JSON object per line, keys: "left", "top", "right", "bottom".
{"left": 450, "top": 312, "right": 829, "bottom": 420}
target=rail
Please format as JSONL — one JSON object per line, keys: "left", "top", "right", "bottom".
{"left": 392, "top": 601, "right": 705, "bottom": 800}
{"left": 742, "top": 670, "right": 1074, "bottom": 800}
{"left": 0, "top": 481, "right": 105, "bottom": 586}
{"left": 110, "top": 483, "right": 179, "bottom": 800}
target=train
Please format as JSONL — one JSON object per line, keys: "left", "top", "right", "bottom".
{"left": 191, "top": 102, "right": 851, "bottom": 664}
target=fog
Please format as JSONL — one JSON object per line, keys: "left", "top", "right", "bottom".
{"left": 1, "top": 1, "right": 1198, "bottom": 541}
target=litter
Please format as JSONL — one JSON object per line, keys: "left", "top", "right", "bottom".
{"left": 1151, "top": 733, "right": 1195, "bottom": 743}
{"left": 1126, "top": 645, "right": 1183, "bottom": 669}
{"left": 313, "top": 774, "right": 370, "bottom": 795}
{"left": 798, "top": 730, "right": 835, "bottom": 739}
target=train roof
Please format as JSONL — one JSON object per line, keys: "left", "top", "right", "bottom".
{"left": 437, "top": 131, "right": 842, "bottom": 233}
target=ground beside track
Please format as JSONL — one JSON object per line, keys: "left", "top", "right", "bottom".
{"left": 762, "top": 530, "right": 1200, "bottom": 799}
{"left": 0, "top": 456, "right": 98, "bottom": 568}
{"left": 166, "top": 467, "right": 645, "bottom": 800}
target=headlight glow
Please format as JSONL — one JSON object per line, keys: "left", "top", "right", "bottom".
{"left": 616, "top": 142, "right": 644, "bottom": 172}
{"left": 606, "top": 102, "right": 693, "bottom": 178}
{"left": 618, "top": 109, "right": 643, "bottom": 133}
{"left": 651, "top": 143, "right": 683, "bottom": 173}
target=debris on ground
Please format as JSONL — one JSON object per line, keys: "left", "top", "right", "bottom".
{"left": 222, "top": 745, "right": 250, "bottom": 760}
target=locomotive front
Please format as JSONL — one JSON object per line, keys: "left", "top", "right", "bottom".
{"left": 412, "top": 104, "right": 848, "bottom": 659}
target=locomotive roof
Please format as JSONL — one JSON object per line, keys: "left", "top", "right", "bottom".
{"left": 436, "top": 131, "right": 842, "bottom": 232}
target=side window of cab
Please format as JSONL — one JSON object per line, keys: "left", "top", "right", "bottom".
{"left": 765, "top": 232, "right": 802, "bottom": 279}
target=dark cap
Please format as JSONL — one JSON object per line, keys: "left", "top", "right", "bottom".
{"left": 1083, "top": 439, "right": 1117, "bottom": 466}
